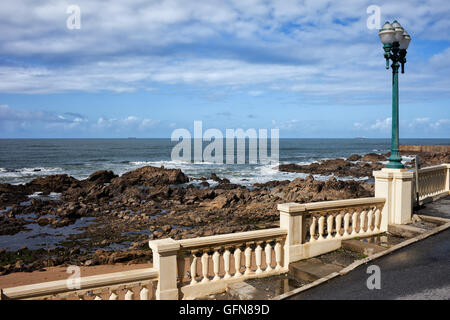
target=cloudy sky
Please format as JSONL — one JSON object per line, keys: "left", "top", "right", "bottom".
{"left": 0, "top": 0, "right": 449, "bottom": 138}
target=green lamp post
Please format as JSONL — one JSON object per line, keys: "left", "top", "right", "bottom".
{"left": 378, "top": 21, "right": 411, "bottom": 169}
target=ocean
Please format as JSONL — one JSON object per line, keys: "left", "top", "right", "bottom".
{"left": 1, "top": 138, "right": 449, "bottom": 186}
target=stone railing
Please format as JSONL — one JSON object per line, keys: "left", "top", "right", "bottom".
{"left": 413, "top": 164, "right": 450, "bottom": 203}
{"left": 0, "top": 268, "right": 158, "bottom": 300}
{"left": 278, "top": 197, "right": 387, "bottom": 265}
{"left": 175, "top": 228, "right": 287, "bottom": 300}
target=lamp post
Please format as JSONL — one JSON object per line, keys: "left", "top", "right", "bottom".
{"left": 378, "top": 20, "right": 411, "bottom": 169}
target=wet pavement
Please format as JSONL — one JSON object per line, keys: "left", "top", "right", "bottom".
{"left": 415, "top": 195, "right": 450, "bottom": 219}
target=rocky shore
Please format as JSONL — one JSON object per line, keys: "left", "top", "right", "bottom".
{"left": 1, "top": 150, "right": 448, "bottom": 275}
{"left": 278, "top": 151, "right": 450, "bottom": 178}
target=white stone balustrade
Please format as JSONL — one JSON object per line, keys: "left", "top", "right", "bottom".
{"left": 278, "top": 197, "right": 386, "bottom": 265}
{"left": 414, "top": 164, "right": 450, "bottom": 202}
{"left": 0, "top": 268, "right": 158, "bottom": 300}
{"left": 173, "top": 228, "right": 287, "bottom": 299}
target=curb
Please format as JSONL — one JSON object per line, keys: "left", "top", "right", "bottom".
{"left": 272, "top": 219, "right": 450, "bottom": 300}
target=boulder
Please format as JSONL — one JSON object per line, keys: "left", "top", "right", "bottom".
{"left": 111, "top": 166, "right": 188, "bottom": 187}
{"left": 87, "top": 170, "right": 117, "bottom": 184}
{"left": 347, "top": 154, "right": 362, "bottom": 161}
{"left": 361, "top": 153, "right": 386, "bottom": 162}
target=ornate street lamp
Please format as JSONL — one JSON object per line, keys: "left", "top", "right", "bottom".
{"left": 378, "top": 20, "right": 411, "bottom": 169}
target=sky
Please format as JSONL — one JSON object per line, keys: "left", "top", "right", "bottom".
{"left": 0, "top": 0, "right": 449, "bottom": 138}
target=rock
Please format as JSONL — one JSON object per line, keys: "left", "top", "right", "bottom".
{"left": 347, "top": 154, "right": 362, "bottom": 161}
{"left": 161, "top": 225, "right": 172, "bottom": 233}
{"left": 200, "top": 181, "right": 210, "bottom": 187}
{"left": 279, "top": 157, "right": 383, "bottom": 178}
{"left": 87, "top": 170, "right": 117, "bottom": 184}
{"left": 37, "top": 218, "right": 50, "bottom": 226}
{"left": 361, "top": 153, "right": 386, "bottom": 162}
{"left": 26, "top": 174, "right": 79, "bottom": 194}
{"left": 84, "top": 259, "right": 94, "bottom": 266}
{"left": 15, "top": 260, "right": 24, "bottom": 270}
{"left": 201, "top": 195, "right": 229, "bottom": 209}
{"left": 210, "top": 173, "right": 230, "bottom": 184}
{"left": 111, "top": 166, "right": 188, "bottom": 188}
{"left": 57, "top": 218, "right": 70, "bottom": 227}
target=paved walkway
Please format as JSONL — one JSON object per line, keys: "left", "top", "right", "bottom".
{"left": 288, "top": 196, "right": 450, "bottom": 300}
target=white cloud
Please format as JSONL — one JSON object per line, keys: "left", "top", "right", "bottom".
{"left": 0, "top": 0, "right": 448, "bottom": 105}
{"left": 0, "top": 104, "right": 161, "bottom": 133}
{"left": 370, "top": 117, "right": 392, "bottom": 131}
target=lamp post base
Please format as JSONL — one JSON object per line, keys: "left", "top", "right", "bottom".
{"left": 386, "top": 154, "right": 404, "bottom": 169}
{"left": 386, "top": 161, "right": 404, "bottom": 169}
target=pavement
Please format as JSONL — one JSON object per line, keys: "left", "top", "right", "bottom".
{"left": 287, "top": 196, "right": 450, "bottom": 300}
{"left": 416, "top": 195, "right": 450, "bottom": 219}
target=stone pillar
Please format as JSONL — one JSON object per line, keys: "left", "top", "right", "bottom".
{"left": 373, "top": 168, "right": 414, "bottom": 225}
{"left": 148, "top": 238, "right": 180, "bottom": 300}
{"left": 278, "top": 203, "right": 306, "bottom": 266}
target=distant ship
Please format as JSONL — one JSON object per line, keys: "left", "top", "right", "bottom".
{"left": 127, "top": 137, "right": 137, "bottom": 139}
{"left": 354, "top": 137, "right": 367, "bottom": 140}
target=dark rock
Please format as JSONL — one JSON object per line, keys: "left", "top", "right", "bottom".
{"left": 87, "top": 170, "right": 117, "bottom": 184}
{"left": 361, "top": 153, "right": 386, "bottom": 162}
{"left": 26, "top": 174, "right": 79, "bottom": 194}
{"left": 347, "top": 154, "right": 362, "bottom": 161}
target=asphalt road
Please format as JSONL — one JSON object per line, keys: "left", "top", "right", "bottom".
{"left": 287, "top": 228, "right": 450, "bottom": 300}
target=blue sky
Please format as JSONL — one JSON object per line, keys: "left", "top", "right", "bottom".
{"left": 0, "top": 0, "right": 449, "bottom": 138}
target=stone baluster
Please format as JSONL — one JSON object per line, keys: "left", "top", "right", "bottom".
{"left": 351, "top": 211, "right": 358, "bottom": 236}
{"left": 374, "top": 209, "right": 381, "bottom": 232}
{"left": 343, "top": 212, "right": 350, "bottom": 237}
{"left": 275, "top": 240, "right": 282, "bottom": 270}
{"left": 212, "top": 250, "right": 221, "bottom": 281}
{"left": 244, "top": 245, "right": 252, "bottom": 275}
{"left": 190, "top": 252, "right": 198, "bottom": 285}
{"left": 140, "top": 286, "right": 149, "bottom": 300}
{"left": 265, "top": 242, "right": 273, "bottom": 272}
{"left": 125, "top": 289, "right": 134, "bottom": 300}
{"left": 309, "top": 216, "right": 317, "bottom": 242}
{"left": 367, "top": 209, "right": 373, "bottom": 232}
{"left": 201, "top": 251, "right": 210, "bottom": 283}
{"left": 318, "top": 216, "right": 325, "bottom": 240}
{"left": 234, "top": 247, "right": 242, "bottom": 277}
{"left": 255, "top": 242, "right": 263, "bottom": 274}
{"left": 223, "top": 248, "right": 231, "bottom": 279}
{"left": 326, "top": 215, "right": 334, "bottom": 239}
{"left": 335, "top": 213, "right": 342, "bottom": 238}
{"left": 109, "top": 291, "right": 118, "bottom": 300}
{"left": 360, "top": 211, "right": 366, "bottom": 234}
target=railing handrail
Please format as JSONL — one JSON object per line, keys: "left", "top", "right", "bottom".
{"left": 277, "top": 197, "right": 386, "bottom": 213}
{"left": 178, "top": 228, "right": 287, "bottom": 250}
{"left": 2, "top": 267, "right": 158, "bottom": 300}
{"left": 417, "top": 164, "right": 450, "bottom": 173}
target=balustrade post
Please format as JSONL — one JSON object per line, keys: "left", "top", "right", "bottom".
{"left": 148, "top": 238, "right": 180, "bottom": 300}
{"left": 374, "top": 168, "right": 413, "bottom": 225}
{"left": 445, "top": 164, "right": 450, "bottom": 192}
{"left": 278, "top": 203, "right": 306, "bottom": 266}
